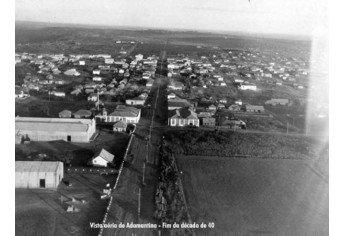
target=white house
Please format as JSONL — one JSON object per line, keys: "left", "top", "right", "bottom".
{"left": 93, "top": 69, "right": 101, "bottom": 75}
{"left": 93, "top": 77, "right": 102, "bottom": 82}
{"left": 135, "top": 54, "right": 144, "bottom": 61}
{"left": 239, "top": 84, "right": 257, "bottom": 91}
{"left": 113, "top": 120, "right": 127, "bottom": 132}
{"left": 105, "top": 58, "right": 114, "bottom": 64}
{"left": 79, "top": 61, "right": 85, "bottom": 66}
{"left": 146, "top": 80, "right": 153, "bottom": 87}
{"left": 219, "top": 98, "right": 227, "bottom": 104}
{"left": 234, "top": 78, "right": 244, "bottom": 83}
{"left": 126, "top": 97, "right": 145, "bottom": 106}
{"left": 92, "top": 149, "right": 114, "bottom": 167}
{"left": 50, "top": 91, "right": 66, "bottom": 97}
{"left": 64, "top": 68, "right": 79, "bottom": 76}
{"left": 96, "top": 106, "right": 141, "bottom": 124}
{"left": 235, "top": 99, "right": 243, "bottom": 106}
{"left": 167, "top": 93, "right": 176, "bottom": 100}
{"left": 168, "top": 108, "right": 199, "bottom": 127}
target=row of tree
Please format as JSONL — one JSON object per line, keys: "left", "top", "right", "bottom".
{"left": 154, "top": 141, "right": 193, "bottom": 236}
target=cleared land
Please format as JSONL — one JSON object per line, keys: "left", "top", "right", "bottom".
{"left": 176, "top": 156, "right": 328, "bottom": 236}
{"left": 16, "top": 173, "right": 116, "bottom": 236}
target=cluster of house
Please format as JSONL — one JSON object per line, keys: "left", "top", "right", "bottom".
{"left": 56, "top": 105, "right": 141, "bottom": 132}
{"left": 15, "top": 51, "right": 158, "bottom": 104}
{"left": 223, "top": 49, "right": 308, "bottom": 89}
{"left": 167, "top": 57, "right": 215, "bottom": 77}
{"left": 164, "top": 47, "right": 308, "bottom": 93}
{"left": 167, "top": 90, "right": 290, "bottom": 128}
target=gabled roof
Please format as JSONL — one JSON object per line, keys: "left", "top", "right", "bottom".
{"left": 168, "top": 99, "right": 190, "bottom": 108}
{"left": 126, "top": 97, "right": 144, "bottom": 101}
{"left": 113, "top": 120, "right": 127, "bottom": 128}
{"left": 168, "top": 108, "right": 198, "bottom": 119}
{"left": 59, "top": 110, "right": 72, "bottom": 115}
{"left": 15, "top": 117, "right": 93, "bottom": 132}
{"left": 92, "top": 149, "right": 114, "bottom": 163}
{"left": 16, "top": 161, "right": 62, "bottom": 173}
{"left": 74, "top": 109, "right": 92, "bottom": 116}
{"left": 109, "top": 107, "right": 140, "bottom": 117}
{"left": 246, "top": 105, "right": 265, "bottom": 110}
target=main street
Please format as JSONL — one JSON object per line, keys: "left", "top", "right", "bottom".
{"left": 102, "top": 44, "right": 167, "bottom": 236}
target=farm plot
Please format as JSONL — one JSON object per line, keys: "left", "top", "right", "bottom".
{"left": 176, "top": 156, "right": 328, "bottom": 236}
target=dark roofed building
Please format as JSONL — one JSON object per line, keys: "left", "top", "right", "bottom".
{"left": 113, "top": 120, "right": 127, "bottom": 132}
{"left": 59, "top": 109, "right": 72, "bottom": 118}
{"left": 168, "top": 99, "right": 191, "bottom": 110}
{"left": 74, "top": 109, "right": 92, "bottom": 118}
{"left": 221, "top": 119, "right": 246, "bottom": 129}
{"left": 201, "top": 117, "right": 216, "bottom": 126}
{"left": 168, "top": 108, "right": 199, "bottom": 127}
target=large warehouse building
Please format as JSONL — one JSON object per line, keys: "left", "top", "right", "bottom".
{"left": 15, "top": 117, "right": 96, "bottom": 143}
{"left": 15, "top": 161, "right": 64, "bottom": 190}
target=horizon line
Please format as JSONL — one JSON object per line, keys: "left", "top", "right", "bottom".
{"left": 15, "top": 20, "right": 313, "bottom": 41}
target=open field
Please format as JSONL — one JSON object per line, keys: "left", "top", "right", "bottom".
{"left": 15, "top": 21, "right": 311, "bottom": 59}
{"left": 176, "top": 156, "right": 328, "bottom": 236}
{"left": 164, "top": 129, "right": 326, "bottom": 160}
{"left": 16, "top": 173, "right": 116, "bottom": 236}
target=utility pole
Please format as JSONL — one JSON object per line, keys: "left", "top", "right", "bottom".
{"left": 137, "top": 188, "right": 141, "bottom": 218}
{"left": 142, "top": 162, "right": 146, "bottom": 186}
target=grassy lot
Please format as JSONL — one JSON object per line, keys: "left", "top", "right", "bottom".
{"left": 176, "top": 156, "right": 328, "bottom": 236}
{"left": 16, "top": 173, "right": 116, "bottom": 236}
{"left": 164, "top": 129, "right": 323, "bottom": 160}
{"left": 15, "top": 130, "right": 130, "bottom": 167}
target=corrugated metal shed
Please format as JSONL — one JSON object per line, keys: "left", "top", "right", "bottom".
{"left": 15, "top": 117, "right": 91, "bottom": 132}
{"left": 16, "top": 161, "right": 60, "bottom": 173}
{"left": 15, "top": 161, "right": 64, "bottom": 189}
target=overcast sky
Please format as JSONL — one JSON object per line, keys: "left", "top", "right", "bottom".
{"left": 15, "top": 0, "right": 328, "bottom": 37}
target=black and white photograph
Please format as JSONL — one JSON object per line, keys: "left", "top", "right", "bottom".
{"left": 11, "top": 0, "right": 332, "bottom": 235}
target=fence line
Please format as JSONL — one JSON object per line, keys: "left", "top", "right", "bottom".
{"left": 98, "top": 126, "right": 136, "bottom": 236}
{"left": 172, "top": 155, "right": 196, "bottom": 236}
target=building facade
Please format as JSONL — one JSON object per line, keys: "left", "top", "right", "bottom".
{"left": 15, "top": 117, "right": 96, "bottom": 143}
{"left": 95, "top": 107, "right": 141, "bottom": 124}
{"left": 168, "top": 108, "right": 199, "bottom": 127}
{"left": 15, "top": 161, "right": 64, "bottom": 189}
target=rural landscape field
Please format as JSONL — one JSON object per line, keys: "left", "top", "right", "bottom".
{"left": 15, "top": 2, "right": 328, "bottom": 234}
{"left": 176, "top": 156, "right": 328, "bottom": 236}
